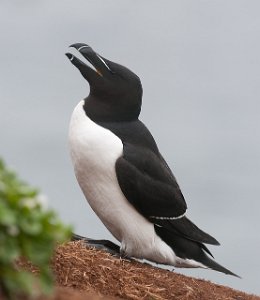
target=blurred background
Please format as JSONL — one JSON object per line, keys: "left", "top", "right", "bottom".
{"left": 1, "top": 0, "right": 259, "bottom": 295}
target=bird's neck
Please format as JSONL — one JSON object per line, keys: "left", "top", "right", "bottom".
{"left": 83, "top": 95, "right": 141, "bottom": 123}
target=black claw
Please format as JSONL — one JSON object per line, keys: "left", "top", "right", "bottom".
{"left": 120, "top": 250, "right": 127, "bottom": 259}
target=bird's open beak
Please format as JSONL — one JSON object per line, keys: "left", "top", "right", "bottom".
{"left": 65, "top": 43, "right": 111, "bottom": 83}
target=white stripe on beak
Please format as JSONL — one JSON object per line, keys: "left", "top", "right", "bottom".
{"left": 96, "top": 54, "right": 111, "bottom": 71}
{"left": 78, "top": 45, "right": 91, "bottom": 51}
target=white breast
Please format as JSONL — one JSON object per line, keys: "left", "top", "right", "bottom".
{"left": 68, "top": 100, "right": 179, "bottom": 266}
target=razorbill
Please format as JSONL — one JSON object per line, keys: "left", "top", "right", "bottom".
{"left": 65, "top": 43, "right": 239, "bottom": 277}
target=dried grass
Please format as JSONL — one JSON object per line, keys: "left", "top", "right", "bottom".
{"left": 16, "top": 241, "right": 260, "bottom": 300}
{"left": 49, "top": 241, "right": 259, "bottom": 300}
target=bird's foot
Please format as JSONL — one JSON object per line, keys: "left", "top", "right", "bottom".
{"left": 119, "top": 243, "right": 132, "bottom": 261}
{"left": 72, "top": 233, "right": 120, "bottom": 256}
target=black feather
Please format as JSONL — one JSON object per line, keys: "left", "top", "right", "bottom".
{"left": 155, "top": 225, "right": 240, "bottom": 277}
{"left": 153, "top": 216, "right": 220, "bottom": 245}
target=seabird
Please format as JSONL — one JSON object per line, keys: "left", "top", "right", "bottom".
{"left": 65, "top": 43, "right": 239, "bottom": 277}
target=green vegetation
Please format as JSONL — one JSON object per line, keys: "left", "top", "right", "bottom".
{"left": 0, "top": 159, "right": 72, "bottom": 299}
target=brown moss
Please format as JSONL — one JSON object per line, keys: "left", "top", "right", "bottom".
{"left": 51, "top": 241, "right": 259, "bottom": 300}
{"left": 17, "top": 241, "right": 260, "bottom": 300}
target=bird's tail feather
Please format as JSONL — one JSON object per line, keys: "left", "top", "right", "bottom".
{"left": 155, "top": 225, "right": 240, "bottom": 277}
{"left": 202, "top": 254, "right": 241, "bottom": 278}
{"left": 154, "top": 216, "right": 220, "bottom": 245}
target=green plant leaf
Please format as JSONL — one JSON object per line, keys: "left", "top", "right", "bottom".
{"left": 0, "top": 158, "right": 72, "bottom": 299}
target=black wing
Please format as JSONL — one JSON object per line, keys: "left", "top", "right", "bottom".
{"left": 115, "top": 143, "right": 187, "bottom": 218}
{"left": 116, "top": 143, "right": 220, "bottom": 245}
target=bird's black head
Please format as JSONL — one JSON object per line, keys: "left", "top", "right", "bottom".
{"left": 66, "top": 43, "right": 143, "bottom": 122}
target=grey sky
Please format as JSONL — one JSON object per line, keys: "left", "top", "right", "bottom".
{"left": 1, "top": 0, "right": 260, "bottom": 295}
